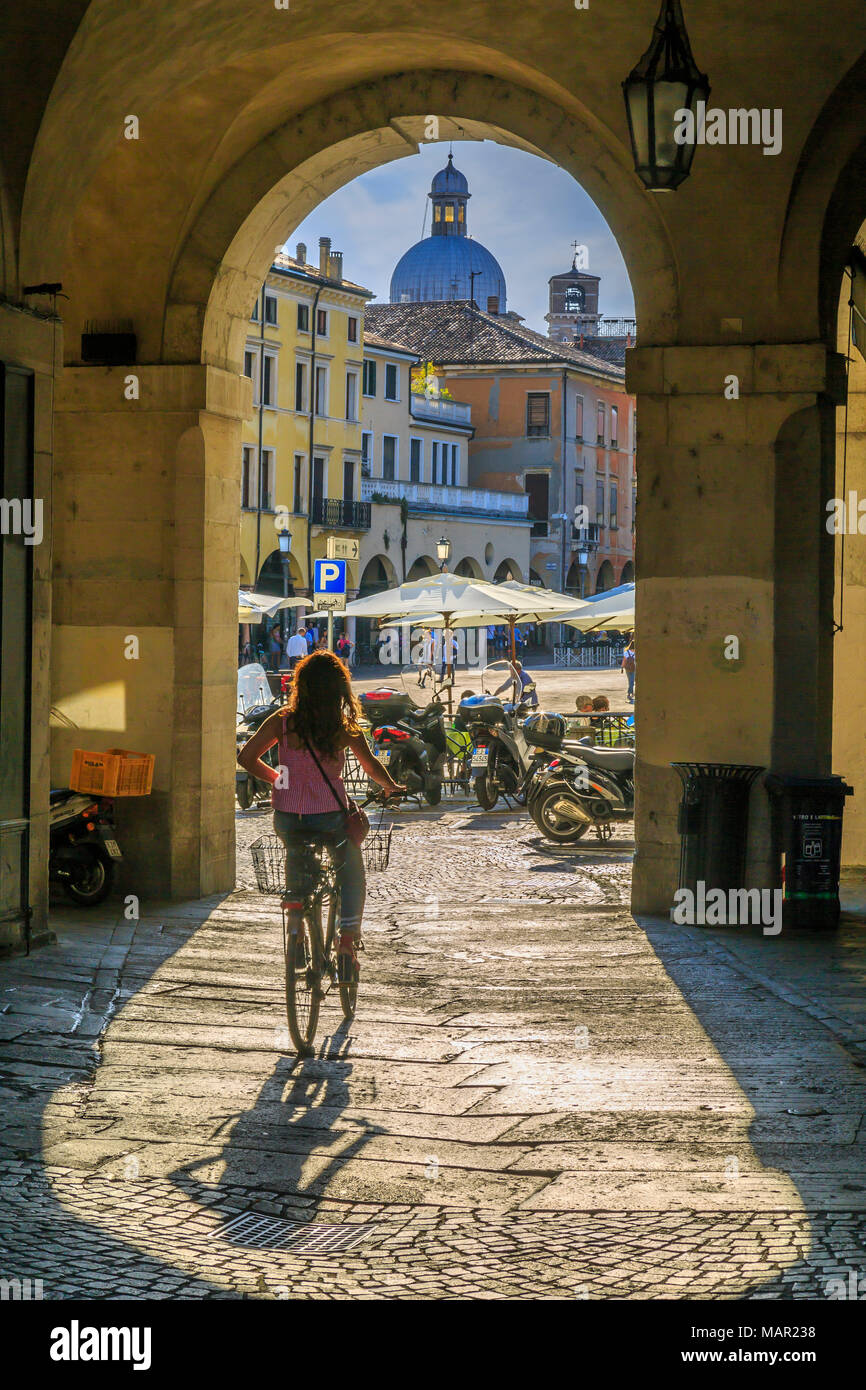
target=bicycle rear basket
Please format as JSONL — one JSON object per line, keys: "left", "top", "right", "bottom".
{"left": 362, "top": 824, "right": 393, "bottom": 873}
{"left": 250, "top": 835, "right": 287, "bottom": 895}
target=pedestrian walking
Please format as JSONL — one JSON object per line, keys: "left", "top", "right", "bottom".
{"left": 622, "top": 639, "right": 636, "bottom": 703}
{"left": 441, "top": 626, "right": 458, "bottom": 682}
{"left": 286, "top": 626, "right": 308, "bottom": 671}
{"left": 417, "top": 628, "right": 435, "bottom": 687}
{"left": 267, "top": 623, "right": 284, "bottom": 672}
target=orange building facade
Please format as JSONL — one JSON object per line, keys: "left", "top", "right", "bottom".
{"left": 365, "top": 301, "right": 635, "bottom": 597}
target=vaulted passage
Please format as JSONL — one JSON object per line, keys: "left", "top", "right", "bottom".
{"left": 2, "top": 2, "right": 866, "bottom": 947}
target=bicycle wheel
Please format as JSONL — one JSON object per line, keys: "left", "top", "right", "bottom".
{"left": 284, "top": 904, "right": 323, "bottom": 1055}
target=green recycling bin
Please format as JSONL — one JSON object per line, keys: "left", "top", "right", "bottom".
{"left": 764, "top": 773, "right": 853, "bottom": 929}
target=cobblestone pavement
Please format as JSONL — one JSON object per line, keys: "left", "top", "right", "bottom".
{"left": 1, "top": 806, "right": 866, "bottom": 1300}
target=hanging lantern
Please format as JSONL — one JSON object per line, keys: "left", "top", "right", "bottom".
{"left": 622, "top": 0, "right": 710, "bottom": 191}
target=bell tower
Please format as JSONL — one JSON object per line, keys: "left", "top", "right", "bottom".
{"left": 545, "top": 245, "right": 601, "bottom": 342}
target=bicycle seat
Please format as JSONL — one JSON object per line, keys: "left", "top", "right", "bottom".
{"left": 578, "top": 744, "right": 635, "bottom": 773}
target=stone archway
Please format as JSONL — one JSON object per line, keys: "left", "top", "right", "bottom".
{"left": 29, "top": 37, "right": 677, "bottom": 904}
{"left": 454, "top": 556, "right": 483, "bottom": 579}
{"left": 27, "top": 64, "right": 676, "bottom": 372}
{"left": 620, "top": 561, "right": 634, "bottom": 585}
{"left": 256, "top": 547, "right": 303, "bottom": 596}
{"left": 494, "top": 559, "right": 523, "bottom": 583}
{"left": 407, "top": 555, "right": 438, "bottom": 581}
{"left": 359, "top": 553, "right": 398, "bottom": 596}
{"left": 16, "top": 3, "right": 864, "bottom": 918}
{"left": 595, "top": 561, "right": 615, "bottom": 593}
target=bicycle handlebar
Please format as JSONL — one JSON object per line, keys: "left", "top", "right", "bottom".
{"left": 361, "top": 787, "right": 405, "bottom": 808}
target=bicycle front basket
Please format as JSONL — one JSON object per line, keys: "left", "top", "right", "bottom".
{"left": 250, "top": 834, "right": 287, "bottom": 895}
{"left": 362, "top": 825, "right": 393, "bottom": 873}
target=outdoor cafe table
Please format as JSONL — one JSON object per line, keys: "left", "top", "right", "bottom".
{"left": 564, "top": 710, "right": 635, "bottom": 746}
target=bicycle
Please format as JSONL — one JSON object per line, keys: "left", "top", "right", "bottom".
{"left": 250, "top": 794, "right": 394, "bottom": 1057}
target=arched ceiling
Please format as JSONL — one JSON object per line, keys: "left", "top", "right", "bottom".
{"left": 8, "top": 0, "right": 866, "bottom": 354}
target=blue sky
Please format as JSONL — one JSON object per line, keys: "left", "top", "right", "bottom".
{"left": 289, "top": 141, "right": 635, "bottom": 335}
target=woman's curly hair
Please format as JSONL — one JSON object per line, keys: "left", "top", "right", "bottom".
{"left": 283, "top": 650, "right": 362, "bottom": 758}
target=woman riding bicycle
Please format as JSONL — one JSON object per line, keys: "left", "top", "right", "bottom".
{"left": 237, "top": 650, "right": 404, "bottom": 982}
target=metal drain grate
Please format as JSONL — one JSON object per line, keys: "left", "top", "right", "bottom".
{"left": 218, "top": 1212, "right": 377, "bottom": 1254}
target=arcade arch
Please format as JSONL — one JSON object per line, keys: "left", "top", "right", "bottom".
{"left": 4, "top": 1, "right": 860, "bottom": 924}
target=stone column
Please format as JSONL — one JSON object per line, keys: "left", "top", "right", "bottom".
{"left": 627, "top": 344, "right": 841, "bottom": 915}
{"left": 833, "top": 347, "right": 866, "bottom": 865}
{"left": 53, "top": 364, "right": 248, "bottom": 899}
{"left": 0, "top": 304, "right": 58, "bottom": 954}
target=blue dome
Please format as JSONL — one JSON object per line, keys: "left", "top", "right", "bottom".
{"left": 390, "top": 236, "right": 507, "bottom": 310}
{"left": 431, "top": 156, "right": 469, "bottom": 196}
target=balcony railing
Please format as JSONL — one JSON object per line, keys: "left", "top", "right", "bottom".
{"left": 310, "top": 497, "right": 371, "bottom": 530}
{"left": 572, "top": 523, "right": 600, "bottom": 546}
{"left": 361, "top": 476, "right": 529, "bottom": 519}
{"left": 409, "top": 394, "right": 472, "bottom": 426}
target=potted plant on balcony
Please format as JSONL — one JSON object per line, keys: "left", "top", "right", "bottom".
{"left": 410, "top": 362, "right": 453, "bottom": 401}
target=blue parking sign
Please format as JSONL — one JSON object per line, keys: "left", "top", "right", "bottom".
{"left": 314, "top": 558, "right": 346, "bottom": 594}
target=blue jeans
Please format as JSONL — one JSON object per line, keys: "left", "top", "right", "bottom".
{"left": 273, "top": 809, "right": 365, "bottom": 936}
{"left": 626, "top": 669, "right": 635, "bottom": 700}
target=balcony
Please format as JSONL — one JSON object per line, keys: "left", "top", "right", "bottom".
{"left": 310, "top": 497, "right": 371, "bottom": 530}
{"left": 409, "top": 395, "right": 472, "bottom": 427}
{"left": 572, "top": 523, "right": 600, "bottom": 547}
{"left": 361, "top": 476, "right": 529, "bottom": 521}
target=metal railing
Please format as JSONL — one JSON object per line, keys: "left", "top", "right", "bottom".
{"left": 310, "top": 497, "right": 372, "bottom": 529}
{"left": 361, "top": 477, "right": 529, "bottom": 518}
{"left": 554, "top": 644, "right": 626, "bottom": 668}
{"left": 409, "top": 395, "right": 472, "bottom": 426}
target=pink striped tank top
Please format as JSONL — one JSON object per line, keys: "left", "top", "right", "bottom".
{"left": 272, "top": 721, "right": 348, "bottom": 815}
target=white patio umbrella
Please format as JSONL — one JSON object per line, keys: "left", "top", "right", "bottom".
{"left": 345, "top": 573, "right": 520, "bottom": 620}
{"left": 346, "top": 574, "right": 526, "bottom": 709}
{"left": 559, "top": 583, "right": 635, "bottom": 634}
{"left": 238, "top": 590, "right": 312, "bottom": 623}
{"left": 347, "top": 573, "right": 587, "bottom": 660}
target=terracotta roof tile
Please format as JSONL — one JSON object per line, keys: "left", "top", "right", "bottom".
{"left": 365, "top": 301, "right": 625, "bottom": 381}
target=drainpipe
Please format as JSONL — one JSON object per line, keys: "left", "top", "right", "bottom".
{"left": 306, "top": 283, "right": 324, "bottom": 600}
{"left": 560, "top": 367, "right": 568, "bottom": 647}
{"left": 254, "top": 282, "right": 267, "bottom": 590}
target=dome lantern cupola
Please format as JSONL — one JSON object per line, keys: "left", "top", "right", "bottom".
{"left": 429, "top": 152, "right": 470, "bottom": 237}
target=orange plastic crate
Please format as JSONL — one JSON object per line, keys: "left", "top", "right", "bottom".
{"left": 69, "top": 748, "right": 155, "bottom": 797}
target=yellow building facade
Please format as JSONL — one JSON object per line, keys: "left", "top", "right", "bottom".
{"left": 239, "top": 238, "right": 373, "bottom": 613}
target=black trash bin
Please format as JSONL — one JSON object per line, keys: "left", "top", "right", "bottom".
{"left": 672, "top": 763, "right": 764, "bottom": 899}
{"left": 764, "top": 773, "right": 853, "bottom": 929}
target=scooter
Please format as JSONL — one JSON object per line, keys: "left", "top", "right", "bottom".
{"left": 456, "top": 689, "right": 542, "bottom": 810}
{"left": 358, "top": 686, "right": 450, "bottom": 805}
{"left": 525, "top": 726, "right": 635, "bottom": 843}
{"left": 49, "top": 790, "right": 123, "bottom": 905}
{"left": 236, "top": 700, "right": 281, "bottom": 809}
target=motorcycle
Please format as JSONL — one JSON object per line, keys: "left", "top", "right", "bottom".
{"left": 456, "top": 679, "right": 543, "bottom": 810}
{"left": 524, "top": 718, "right": 635, "bottom": 843}
{"left": 358, "top": 685, "right": 451, "bottom": 806}
{"left": 49, "top": 790, "right": 123, "bottom": 905}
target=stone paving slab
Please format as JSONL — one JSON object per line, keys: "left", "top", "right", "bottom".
{"left": 1, "top": 810, "right": 866, "bottom": 1297}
